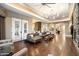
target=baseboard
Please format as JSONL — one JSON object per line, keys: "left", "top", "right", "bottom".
{"left": 12, "top": 39, "right": 26, "bottom": 43}
{"left": 65, "top": 35, "right": 72, "bottom": 38}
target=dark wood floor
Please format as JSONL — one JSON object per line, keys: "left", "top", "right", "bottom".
{"left": 12, "top": 34, "right": 78, "bottom": 56}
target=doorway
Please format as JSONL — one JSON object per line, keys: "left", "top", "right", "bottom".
{"left": 0, "top": 15, "right": 5, "bottom": 40}
{"left": 12, "top": 18, "right": 28, "bottom": 41}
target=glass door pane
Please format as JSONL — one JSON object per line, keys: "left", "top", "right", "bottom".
{"left": 22, "top": 20, "right": 28, "bottom": 40}
{"left": 12, "top": 18, "right": 21, "bottom": 42}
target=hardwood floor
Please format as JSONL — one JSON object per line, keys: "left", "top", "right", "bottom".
{"left": 12, "top": 34, "right": 78, "bottom": 56}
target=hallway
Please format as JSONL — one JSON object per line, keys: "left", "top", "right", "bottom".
{"left": 0, "top": 3, "right": 78, "bottom": 56}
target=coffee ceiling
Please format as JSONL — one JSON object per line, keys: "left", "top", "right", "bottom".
{"left": 24, "top": 3, "right": 70, "bottom": 21}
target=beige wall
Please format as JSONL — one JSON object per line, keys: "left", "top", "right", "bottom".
{"left": 28, "top": 18, "right": 34, "bottom": 33}
{"left": 5, "top": 17, "right": 12, "bottom": 39}
{"left": 0, "top": 6, "right": 71, "bottom": 40}
{"left": 0, "top": 7, "right": 34, "bottom": 39}
{"left": 64, "top": 21, "right": 71, "bottom": 36}
{"left": 7, "top": 11, "right": 34, "bottom": 33}
{"left": 48, "top": 21, "right": 71, "bottom": 36}
{"left": 0, "top": 7, "right": 6, "bottom": 16}
{"left": 41, "top": 23, "right": 49, "bottom": 32}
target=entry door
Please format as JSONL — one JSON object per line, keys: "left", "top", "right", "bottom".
{"left": 22, "top": 20, "right": 28, "bottom": 39}
{"left": 0, "top": 16, "right": 5, "bottom": 40}
{"left": 12, "top": 18, "right": 21, "bottom": 41}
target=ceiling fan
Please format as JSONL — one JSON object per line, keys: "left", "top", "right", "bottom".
{"left": 41, "top": 3, "right": 56, "bottom": 8}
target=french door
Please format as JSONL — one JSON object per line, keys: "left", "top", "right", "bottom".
{"left": 21, "top": 20, "right": 28, "bottom": 40}
{"left": 12, "top": 18, "right": 22, "bottom": 41}
{"left": 12, "top": 18, "right": 28, "bottom": 41}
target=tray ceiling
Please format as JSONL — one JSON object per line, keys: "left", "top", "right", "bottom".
{"left": 24, "top": 3, "right": 70, "bottom": 21}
